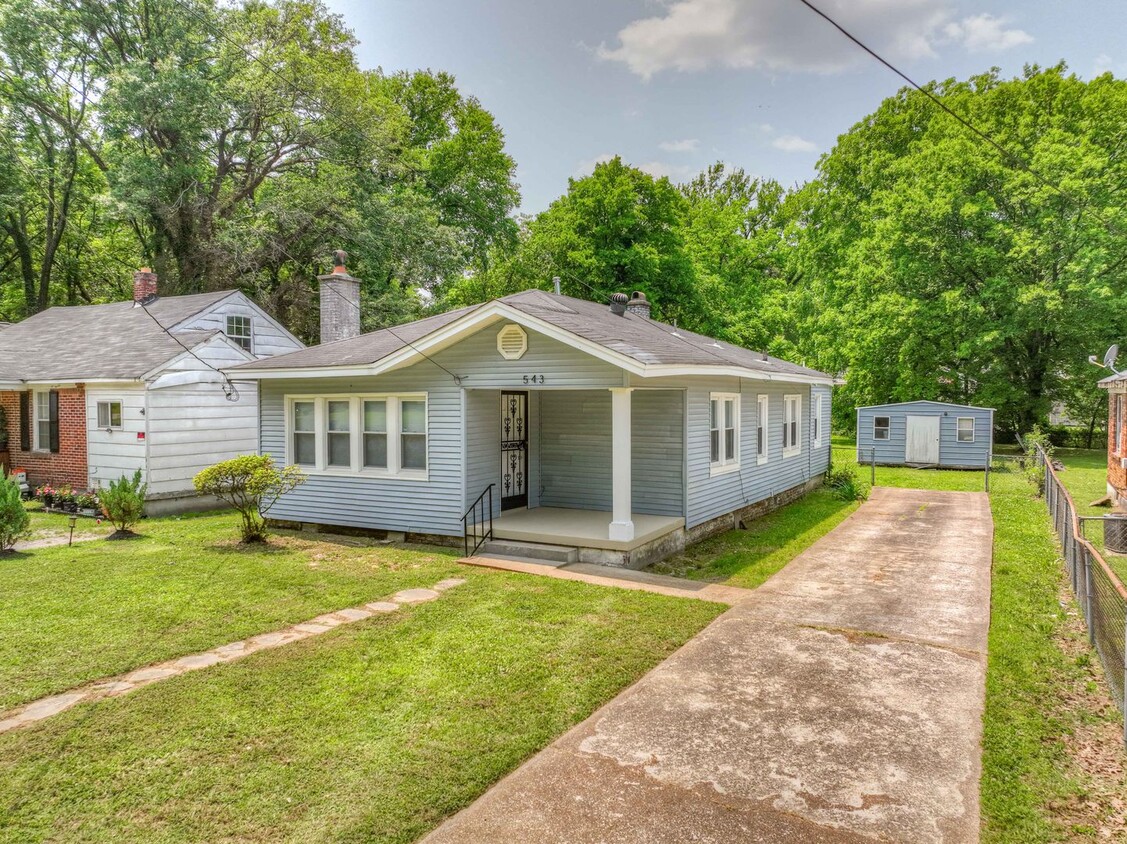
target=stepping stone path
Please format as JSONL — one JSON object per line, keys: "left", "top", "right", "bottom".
{"left": 0, "top": 577, "right": 466, "bottom": 735}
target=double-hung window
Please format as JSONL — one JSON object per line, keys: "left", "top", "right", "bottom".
{"left": 812, "top": 394, "right": 822, "bottom": 448}
{"left": 756, "top": 395, "right": 769, "bottom": 464}
{"left": 225, "top": 315, "right": 253, "bottom": 352}
{"left": 709, "top": 393, "right": 739, "bottom": 474}
{"left": 873, "top": 416, "right": 891, "bottom": 441}
{"left": 34, "top": 391, "right": 52, "bottom": 451}
{"left": 288, "top": 395, "right": 428, "bottom": 477}
{"left": 1116, "top": 395, "right": 1125, "bottom": 455}
{"left": 956, "top": 417, "right": 975, "bottom": 443}
{"left": 782, "top": 394, "right": 801, "bottom": 456}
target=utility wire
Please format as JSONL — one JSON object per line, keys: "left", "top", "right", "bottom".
{"left": 793, "top": 0, "right": 1123, "bottom": 237}
{"left": 136, "top": 300, "right": 241, "bottom": 401}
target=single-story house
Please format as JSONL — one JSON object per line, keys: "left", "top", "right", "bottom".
{"left": 230, "top": 263, "right": 836, "bottom": 568}
{"left": 856, "top": 400, "right": 994, "bottom": 469}
{"left": 1099, "top": 371, "right": 1127, "bottom": 506}
{"left": 0, "top": 269, "right": 303, "bottom": 512}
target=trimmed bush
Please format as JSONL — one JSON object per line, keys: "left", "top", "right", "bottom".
{"left": 0, "top": 472, "right": 29, "bottom": 551}
{"left": 100, "top": 469, "right": 147, "bottom": 538}
{"left": 826, "top": 462, "right": 868, "bottom": 502}
{"left": 194, "top": 455, "right": 306, "bottom": 543}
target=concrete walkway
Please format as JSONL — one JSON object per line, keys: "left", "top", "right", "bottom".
{"left": 460, "top": 556, "right": 754, "bottom": 605}
{"left": 424, "top": 487, "right": 993, "bottom": 844}
{"left": 0, "top": 578, "right": 466, "bottom": 734}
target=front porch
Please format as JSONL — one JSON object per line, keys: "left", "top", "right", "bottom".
{"left": 493, "top": 506, "right": 685, "bottom": 552}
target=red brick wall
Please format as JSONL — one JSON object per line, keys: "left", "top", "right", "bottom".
{"left": 1109, "top": 391, "right": 1126, "bottom": 500}
{"left": 0, "top": 387, "right": 88, "bottom": 490}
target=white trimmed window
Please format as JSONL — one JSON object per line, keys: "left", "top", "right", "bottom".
{"left": 873, "top": 416, "right": 891, "bottom": 441}
{"left": 97, "top": 401, "right": 122, "bottom": 430}
{"left": 709, "top": 393, "right": 739, "bottom": 473}
{"left": 225, "top": 315, "right": 253, "bottom": 352}
{"left": 756, "top": 395, "right": 769, "bottom": 464}
{"left": 34, "top": 390, "right": 51, "bottom": 451}
{"left": 783, "top": 394, "right": 801, "bottom": 456}
{"left": 813, "top": 394, "right": 822, "bottom": 448}
{"left": 957, "top": 417, "right": 975, "bottom": 443}
{"left": 287, "top": 395, "right": 428, "bottom": 478}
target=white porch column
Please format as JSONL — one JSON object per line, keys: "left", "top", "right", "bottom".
{"left": 609, "top": 387, "right": 634, "bottom": 542}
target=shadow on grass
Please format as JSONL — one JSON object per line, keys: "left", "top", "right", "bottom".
{"left": 649, "top": 488, "right": 860, "bottom": 589}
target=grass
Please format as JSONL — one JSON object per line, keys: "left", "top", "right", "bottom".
{"left": 830, "top": 439, "right": 1124, "bottom": 842}
{"left": 0, "top": 510, "right": 723, "bottom": 843}
{"left": 650, "top": 486, "right": 859, "bottom": 588}
{"left": 1047, "top": 448, "right": 1127, "bottom": 583}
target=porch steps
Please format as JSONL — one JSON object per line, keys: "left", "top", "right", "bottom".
{"left": 480, "top": 539, "right": 578, "bottom": 565}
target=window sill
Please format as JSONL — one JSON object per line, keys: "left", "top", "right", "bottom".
{"left": 756, "top": 455, "right": 768, "bottom": 466}
{"left": 782, "top": 448, "right": 801, "bottom": 459}
{"left": 709, "top": 462, "right": 742, "bottom": 477}
{"left": 293, "top": 467, "right": 430, "bottom": 482}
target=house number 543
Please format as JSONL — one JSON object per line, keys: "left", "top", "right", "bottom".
{"left": 522, "top": 374, "right": 545, "bottom": 384}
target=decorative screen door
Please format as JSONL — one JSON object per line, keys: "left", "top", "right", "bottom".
{"left": 500, "top": 391, "right": 528, "bottom": 510}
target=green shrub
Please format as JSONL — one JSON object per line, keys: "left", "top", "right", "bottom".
{"left": 1020, "top": 426, "right": 1053, "bottom": 496}
{"left": 100, "top": 469, "right": 147, "bottom": 537}
{"left": 0, "top": 472, "right": 29, "bottom": 551}
{"left": 826, "top": 462, "right": 868, "bottom": 502}
{"left": 194, "top": 455, "right": 306, "bottom": 543}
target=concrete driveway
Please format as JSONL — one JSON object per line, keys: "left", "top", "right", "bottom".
{"left": 423, "top": 486, "right": 994, "bottom": 844}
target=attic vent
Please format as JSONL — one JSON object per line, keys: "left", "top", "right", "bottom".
{"left": 497, "top": 324, "right": 528, "bottom": 360}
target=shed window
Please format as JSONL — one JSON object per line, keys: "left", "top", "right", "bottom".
{"left": 782, "top": 395, "right": 801, "bottom": 456}
{"left": 756, "top": 395, "right": 768, "bottom": 464}
{"left": 709, "top": 393, "right": 739, "bottom": 473}
{"left": 873, "top": 416, "right": 890, "bottom": 441}
{"left": 292, "top": 401, "right": 316, "bottom": 466}
{"left": 97, "top": 401, "right": 122, "bottom": 430}
{"left": 287, "top": 395, "right": 427, "bottom": 477}
{"left": 225, "top": 315, "right": 253, "bottom": 352}
{"left": 957, "top": 417, "right": 975, "bottom": 443}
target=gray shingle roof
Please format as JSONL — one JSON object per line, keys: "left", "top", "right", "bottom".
{"left": 233, "top": 289, "right": 831, "bottom": 381}
{"left": 0, "top": 291, "right": 235, "bottom": 382}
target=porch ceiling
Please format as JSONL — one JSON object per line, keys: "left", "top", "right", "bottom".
{"left": 493, "top": 507, "right": 683, "bottom": 552}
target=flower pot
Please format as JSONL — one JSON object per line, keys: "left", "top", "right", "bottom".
{"left": 42, "top": 494, "right": 54, "bottom": 508}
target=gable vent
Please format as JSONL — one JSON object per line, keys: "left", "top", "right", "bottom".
{"left": 497, "top": 324, "right": 528, "bottom": 360}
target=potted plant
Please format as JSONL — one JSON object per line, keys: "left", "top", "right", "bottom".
{"left": 58, "top": 486, "right": 77, "bottom": 513}
{"left": 77, "top": 492, "right": 99, "bottom": 517}
{"left": 37, "top": 484, "right": 55, "bottom": 508}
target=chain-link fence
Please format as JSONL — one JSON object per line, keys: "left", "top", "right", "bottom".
{"left": 1036, "top": 445, "right": 1127, "bottom": 744}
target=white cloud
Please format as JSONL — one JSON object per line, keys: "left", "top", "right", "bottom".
{"left": 598, "top": 0, "right": 1033, "bottom": 78}
{"left": 573, "top": 153, "right": 616, "bottom": 177}
{"left": 658, "top": 138, "right": 699, "bottom": 152}
{"left": 772, "top": 134, "right": 818, "bottom": 153}
{"left": 638, "top": 161, "right": 696, "bottom": 182}
{"left": 942, "top": 14, "right": 1032, "bottom": 53}
{"left": 1091, "top": 53, "right": 1125, "bottom": 77}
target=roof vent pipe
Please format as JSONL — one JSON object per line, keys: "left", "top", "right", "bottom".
{"left": 552, "top": 276, "right": 561, "bottom": 295}
{"left": 609, "top": 292, "right": 628, "bottom": 316}
{"left": 626, "top": 291, "right": 650, "bottom": 319}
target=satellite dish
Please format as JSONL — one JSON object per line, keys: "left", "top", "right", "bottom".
{"left": 1105, "top": 344, "right": 1120, "bottom": 373}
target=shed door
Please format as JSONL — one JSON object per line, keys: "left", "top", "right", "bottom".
{"left": 905, "top": 415, "right": 940, "bottom": 465}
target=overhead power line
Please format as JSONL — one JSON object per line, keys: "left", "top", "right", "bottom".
{"left": 136, "top": 300, "right": 241, "bottom": 401}
{"left": 793, "top": 0, "right": 1123, "bottom": 238}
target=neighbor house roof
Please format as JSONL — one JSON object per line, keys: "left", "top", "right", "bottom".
{"left": 231, "top": 289, "right": 834, "bottom": 384}
{"left": 0, "top": 291, "right": 236, "bottom": 383}
{"left": 1099, "top": 372, "right": 1127, "bottom": 388}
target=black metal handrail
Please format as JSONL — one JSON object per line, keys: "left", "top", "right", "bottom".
{"left": 462, "top": 483, "right": 495, "bottom": 557}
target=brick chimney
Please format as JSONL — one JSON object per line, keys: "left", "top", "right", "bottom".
{"left": 318, "top": 249, "right": 360, "bottom": 344}
{"left": 133, "top": 267, "right": 158, "bottom": 303}
{"left": 626, "top": 291, "right": 651, "bottom": 319}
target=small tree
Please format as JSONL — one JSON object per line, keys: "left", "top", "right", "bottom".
{"left": 100, "top": 469, "right": 148, "bottom": 538}
{"left": 0, "top": 471, "right": 30, "bottom": 552}
{"left": 194, "top": 455, "right": 306, "bottom": 543}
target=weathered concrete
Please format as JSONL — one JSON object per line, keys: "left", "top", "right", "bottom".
{"left": 425, "top": 487, "right": 993, "bottom": 844}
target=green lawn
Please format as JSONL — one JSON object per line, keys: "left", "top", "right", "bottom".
{"left": 0, "top": 509, "right": 723, "bottom": 843}
{"left": 1047, "top": 449, "right": 1127, "bottom": 583}
{"left": 650, "top": 486, "right": 859, "bottom": 588}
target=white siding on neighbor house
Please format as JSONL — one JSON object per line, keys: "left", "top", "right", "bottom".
{"left": 856, "top": 401, "right": 994, "bottom": 468}
{"left": 630, "top": 375, "right": 831, "bottom": 529}
{"left": 144, "top": 336, "right": 260, "bottom": 495}
{"left": 86, "top": 385, "right": 147, "bottom": 490}
{"left": 176, "top": 292, "right": 303, "bottom": 359}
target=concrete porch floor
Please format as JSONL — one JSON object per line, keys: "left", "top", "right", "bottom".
{"left": 492, "top": 507, "right": 684, "bottom": 551}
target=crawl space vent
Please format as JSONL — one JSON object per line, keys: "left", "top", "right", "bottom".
{"left": 497, "top": 324, "right": 528, "bottom": 360}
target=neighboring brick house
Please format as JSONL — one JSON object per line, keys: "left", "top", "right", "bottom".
{"left": 0, "top": 270, "right": 303, "bottom": 512}
{"left": 1102, "top": 372, "right": 1127, "bottom": 506}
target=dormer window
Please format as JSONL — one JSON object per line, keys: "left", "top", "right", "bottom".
{"left": 226, "top": 315, "right": 253, "bottom": 352}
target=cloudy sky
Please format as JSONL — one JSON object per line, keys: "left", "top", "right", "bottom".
{"left": 327, "top": 0, "right": 1126, "bottom": 212}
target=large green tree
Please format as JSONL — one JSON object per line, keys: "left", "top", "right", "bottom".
{"left": 800, "top": 65, "right": 1127, "bottom": 432}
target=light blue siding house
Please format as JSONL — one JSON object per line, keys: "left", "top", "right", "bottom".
{"left": 231, "top": 269, "right": 836, "bottom": 568}
{"left": 856, "top": 401, "right": 994, "bottom": 469}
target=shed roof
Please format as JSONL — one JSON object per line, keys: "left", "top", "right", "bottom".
{"left": 0, "top": 291, "right": 236, "bottom": 382}
{"left": 856, "top": 400, "right": 995, "bottom": 413}
{"left": 232, "top": 289, "right": 833, "bottom": 383}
